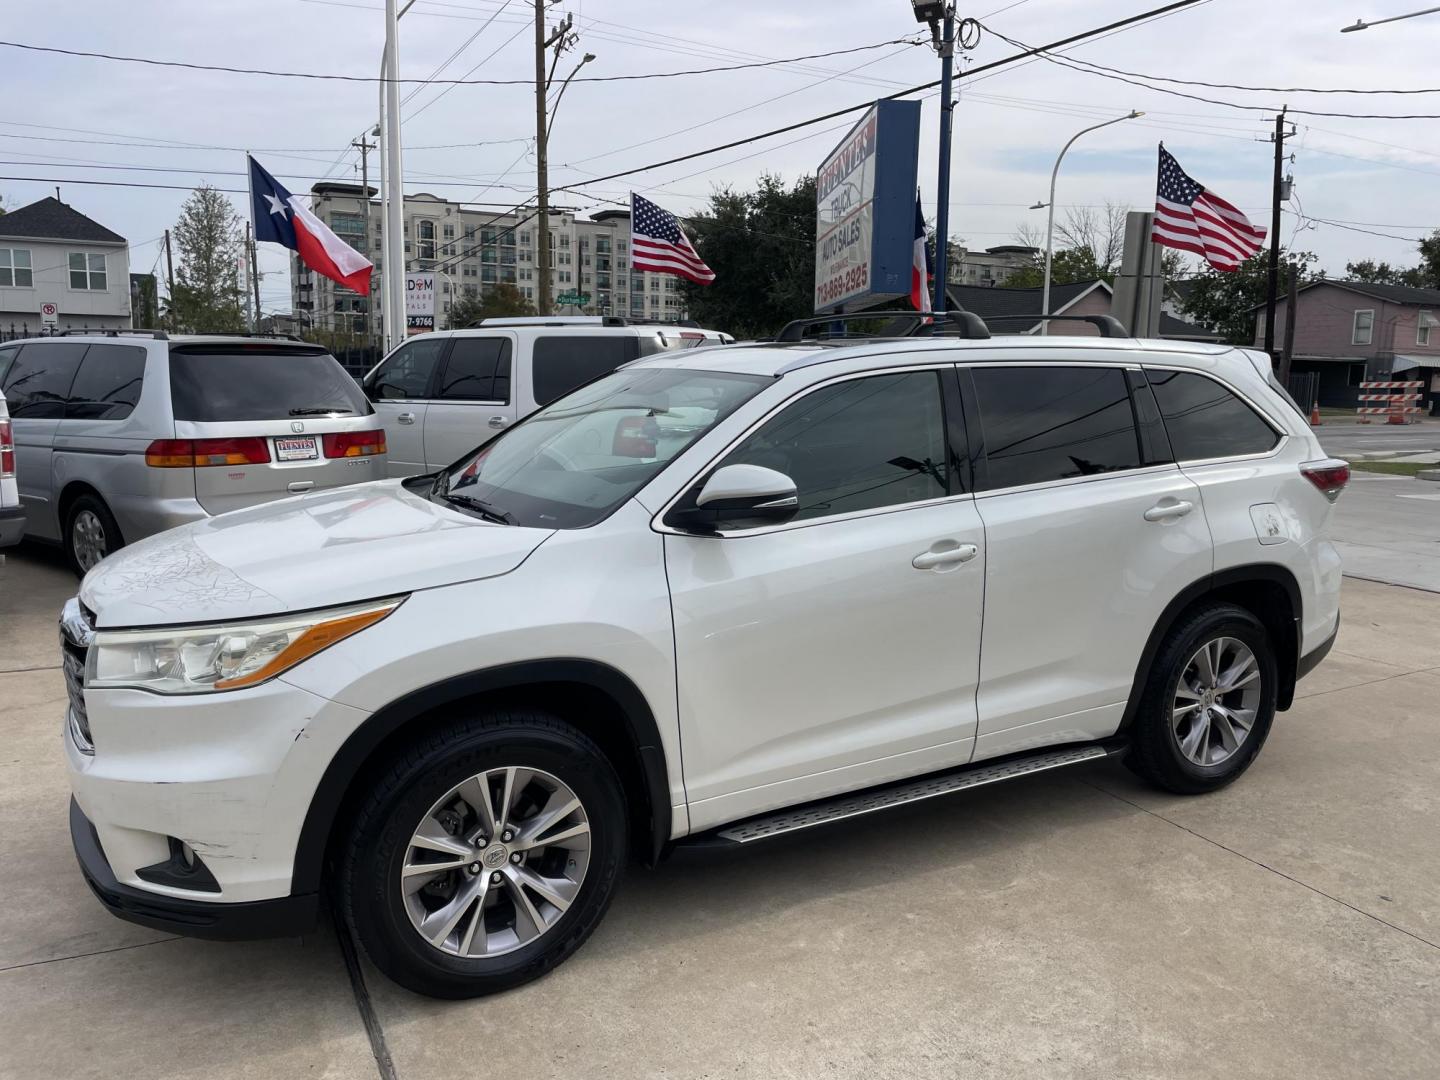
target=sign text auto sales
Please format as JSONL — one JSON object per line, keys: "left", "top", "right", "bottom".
{"left": 814, "top": 109, "right": 879, "bottom": 312}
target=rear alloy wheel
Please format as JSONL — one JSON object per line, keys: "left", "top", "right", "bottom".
{"left": 341, "top": 711, "right": 626, "bottom": 999}
{"left": 64, "top": 495, "right": 123, "bottom": 577}
{"left": 1129, "top": 603, "right": 1277, "bottom": 795}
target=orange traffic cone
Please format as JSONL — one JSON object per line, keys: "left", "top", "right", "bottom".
{"left": 1310, "top": 402, "right": 1322, "bottom": 426}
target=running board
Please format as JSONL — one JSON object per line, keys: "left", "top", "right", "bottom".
{"left": 707, "top": 743, "right": 1124, "bottom": 846}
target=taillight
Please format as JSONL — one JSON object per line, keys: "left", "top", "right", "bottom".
{"left": 145, "top": 437, "right": 272, "bottom": 467}
{"left": 0, "top": 419, "right": 14, "bottom": 478}
{"left": 1301, "top": 459, "right": 1350, "bottom": 502}
{"left": 322, "top": 429, "right": 387, "bottom": 458}
{"left": 612, "top": 416, "right": 659, "bottom": 458}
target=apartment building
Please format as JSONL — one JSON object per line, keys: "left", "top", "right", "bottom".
{"left": 291, "top": 184, "right": 688, "bottom": 332}
{"left": 951, "top": 244, "right": 1039, "bottom": 288}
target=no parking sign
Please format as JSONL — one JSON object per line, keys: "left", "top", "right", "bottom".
{"left": 40, "top": 301, "right": 58, "bottom": 327}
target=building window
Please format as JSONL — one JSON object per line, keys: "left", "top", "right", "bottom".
{"left": 417, "top": 220, "right": 436, "bottom": 261}
{"left": 0, "top": 248, "right": 32, "bottom": 288}
{"left": 69, "top": 252, "right": 107, "bottom": 291}
{"left": 1352, "top": 309, "right": 1374, "bottom": 346}
{"left": 443, "top": 224, "right": 454, "bottom": 240}
{"left": 519, "top": 230, "right": 530, "bottom": 245}
{"left": 1419, "top": 311, "right": 1435, "bottom": 346}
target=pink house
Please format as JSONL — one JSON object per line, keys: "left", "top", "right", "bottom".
{"left": 1253, "top": 280, "right": 1440, "bottom": 411}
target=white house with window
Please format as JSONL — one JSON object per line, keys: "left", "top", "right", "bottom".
{"left": 0, "top": 197, "right": 131, "bottom": 334}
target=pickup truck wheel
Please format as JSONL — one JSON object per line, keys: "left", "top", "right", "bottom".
{"left": 1128, "top": 603, "right": 1277, "bottom": 795}
{"left": 339, "top": 711, "right": 627, "bottom": 999}
{"left": 63, "top": 494, "right": 123, "bottom": 577}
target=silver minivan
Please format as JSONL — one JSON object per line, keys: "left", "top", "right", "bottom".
{"left": 361, "top": 317, "right": 731, "bottom": 476}
{"left": 0, "top": 332, "right": 387, "bottom": 573}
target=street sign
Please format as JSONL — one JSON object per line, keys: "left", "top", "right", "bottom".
{"left": 813, "top": 99, "right": 921, "bottom": 313}
{"left": 405, "top": 272, "right": 436, "bottom": 333}
{"left": 40, "top": 301, "right": 58, "bottom": 327}
{"left": 556, "top": 292, "right": 590, "bottom": 307}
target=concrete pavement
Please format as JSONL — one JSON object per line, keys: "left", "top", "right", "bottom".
{"left": 1, "top": 546, "right": 1437, "bottom": 1079}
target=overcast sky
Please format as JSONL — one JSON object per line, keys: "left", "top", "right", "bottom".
{"left": 7, "top": 0, "right": 1440, "bottom": 312}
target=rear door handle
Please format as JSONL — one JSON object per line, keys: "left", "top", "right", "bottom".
{"left": 488, "top": 415, "right": 508, "bottom": 429}
{"left": 912, "top": 543, "right": 979, "bottom": 570}
{"left": 396, "top": 412, "right": 416, "bottom": 425}
{"left": 1144, "top": 499, "right": 1194, "bottom": 522}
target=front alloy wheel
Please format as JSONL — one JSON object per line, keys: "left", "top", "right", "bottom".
{"left": 402, "top": 767, "right": 591, "bottom": 958}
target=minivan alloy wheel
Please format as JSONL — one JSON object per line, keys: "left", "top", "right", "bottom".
{"left": 1172, "top": 636, "right": 1262, "bottom": 767}
{"left": 400, "top": 766, "right": 591, "bottom": 958}
{"left": 71, "top": 509, "right": 109, "bottom": 572}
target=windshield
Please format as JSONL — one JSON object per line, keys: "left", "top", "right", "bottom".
{"left": 440, "top": 366, "right": 770, "bottom": 529}
{"left": 170, "top": 347, "right": 370, "bottom": 422}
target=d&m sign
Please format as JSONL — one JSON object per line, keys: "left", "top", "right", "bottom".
{"left": 406, "top": 272, "right": 436, "bottom": 334}
{"left": 814, "top": 99, "right": 921, "bottom": 313}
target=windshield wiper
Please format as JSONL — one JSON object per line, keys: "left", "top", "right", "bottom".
{"left": 441, "top": 493, "right": 517, "bottom": 525}
{"left": 289, "top": 407, "right": 355, "bottom": 416}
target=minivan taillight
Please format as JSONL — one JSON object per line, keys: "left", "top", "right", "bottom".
{"left": 145, "top": 437, "right": 272, "bottom": 467}
{"left": 322, "top": 429, "right": 386, "bottom": 458}
{"left": 0, "top": 419, "right": 14, "bottom": 478}
{"left": 1301, "top": 459, "right": 1350, "bottom": 502}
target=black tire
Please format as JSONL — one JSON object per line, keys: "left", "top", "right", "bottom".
{"left": 63, "top": 493, "right": 123, "bottom": 577}
{"left": 1127, "top": 603, "right": 1278, "bottom": 795}
{"left": 339, "top": 710, "right": 627, "bottom": 999}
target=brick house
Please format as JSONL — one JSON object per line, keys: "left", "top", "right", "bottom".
{"left": 1254, "top": 280, "right": 1440, "bottom": 411}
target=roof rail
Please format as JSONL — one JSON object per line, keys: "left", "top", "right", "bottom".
{"left": 774, "top": 310, "right": 990, "bottom": 343}
{"left": 55, "top": 328, "right": 168, "bottom": 340}
{"left": 981, "top": 314, "right": 1130, "bottom": 338}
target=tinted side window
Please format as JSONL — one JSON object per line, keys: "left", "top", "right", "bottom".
{"left": 1148, "top": 370, "right": 1279, "bottom": 460}
{"left": 0, "top": 345, "right": 18, "bottom": 386}
{"left": 369, "top": 338, "right": 446, "bottom": 400}
{"left": 973, "top": 366, "right": 1141, "bottom": 490}
{"left": 438, "top": 338, "right": 512, "bottom": 402}
{"left": 65, "top": 345, "right": 147, "bottom": 420}
{"left": 169, "top": 349, "right": 368, "bottom": 422}
{"left": 0, "top": 342, "right": 86, "bottom": 419}
{"left": 532, "top": 336, "right": 641, "bottom": 406}
{"left": 723, "top": 371, "right": 951, "bottom": 524}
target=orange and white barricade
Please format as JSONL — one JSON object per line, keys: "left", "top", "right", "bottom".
{"left": 1356, "top": 380, "right": 1423, "bottom": 425}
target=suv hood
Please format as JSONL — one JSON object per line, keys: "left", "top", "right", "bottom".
{"left": 81, "top": 479, "right": 553, "bottom": 628}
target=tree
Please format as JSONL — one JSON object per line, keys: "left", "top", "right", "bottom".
{"left": 681, "top": 174, "right": 816, "bottom": 338}
{"left": 1002, "top": 247, "right": 1106, "bottom": 289}
{"left": 131, "top": 273, "right": 159, "bottom": 329}
{"left": 1178, "top": 249, "right": 1320, "bottom": 345}
{"left": 169, "top": 185, "right": 245, "bottom": 332}
{"left": 1345, "top": 259, "right": 1426, "bottom": 287}
{"left": 1006, "top": 204, "right": 1187, "bottom": 288}
{"left": 446, "top": 283, "right": 535, "bottom": 328}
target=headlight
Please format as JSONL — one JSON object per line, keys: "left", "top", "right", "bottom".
{"left": 88, "top": 597, "right": 404, "bottom": 694}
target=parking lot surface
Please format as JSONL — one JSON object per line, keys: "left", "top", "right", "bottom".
{"left": 2, "top": 545, "right": 1437, "bottom": 1079}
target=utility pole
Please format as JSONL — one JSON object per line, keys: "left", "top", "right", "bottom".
{"left": 932, "top": 5, "right": 956, "bottom": 313}
{"left": 1263, "top": 106, "right": 1290, "bottom": 362}
{"left": 1280, "top": 262, "right": 1298, "bottom": 386}
{"left": 353, "top": 133, "right": 376, "bottom": 345}
{"left": 534, "top": 3, "right": 573, "bottom": 317}
{"left": 247, "top": 222, "right": 262, "bottom": 331}
{"left": 163, "top": 228, "right": 176, "bottom": 332}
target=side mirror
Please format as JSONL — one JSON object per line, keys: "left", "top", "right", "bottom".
{"left": 669, "top": 464, "right": 798, "bottom": 532}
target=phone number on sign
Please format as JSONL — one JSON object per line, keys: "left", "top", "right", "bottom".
{"left": 816, "top": 264, "right": 869, "bottom": 306}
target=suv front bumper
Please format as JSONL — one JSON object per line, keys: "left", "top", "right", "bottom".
{"left": 70, "top": 798, "right": 319, "bottom": 940}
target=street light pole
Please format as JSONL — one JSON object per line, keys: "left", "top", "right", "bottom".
{"left": 932, "top": 6, "right": 955, "bottom": 313}
{"left": 381, "top": 0, "right": 406, "bottom": 351}
{"left": 1040, "top": 111, "right": 1141, "bottom": 335}
{"left": 1342, "top": 4, "right": 1440, "bottom": 31}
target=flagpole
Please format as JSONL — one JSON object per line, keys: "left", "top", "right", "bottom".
{"left": 244, "top": 152, "right": 258, "bottom": 331}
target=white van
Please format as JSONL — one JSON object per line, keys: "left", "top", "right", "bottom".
{"left": 0, "top": 386, "right": 22, "bottom": 548}
{"left": 361, "top": 317, "right": 731, "bottom": 476}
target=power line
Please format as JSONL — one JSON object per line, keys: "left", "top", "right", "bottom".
{"left": 0, "top": 35, "right": 923, "bottom": 86}
{"left": 400, "top": 0, "right": 517, "bottom": 106}
{"left": 551, "top": 0, "right": 1210, "bottom": 195}
{"left": 0, "top": 120, "right": 530, "bottom": 154}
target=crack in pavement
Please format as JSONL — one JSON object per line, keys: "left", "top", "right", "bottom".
{"left": 1085, "top": 780, "right": 1440, "bottom": 954}
{"left": 0, "top": 935, "right": 182, "bottom": 974}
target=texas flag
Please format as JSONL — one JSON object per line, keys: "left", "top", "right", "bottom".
{"left": 911, "top": 191, "right": 933, "bottom": 317}
{"left": 249, "top": 156, "right": 373, "bottom": 295}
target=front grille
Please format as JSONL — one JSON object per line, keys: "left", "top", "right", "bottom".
{"left": 59, "top": 598, "right": 95, "bottom": 754}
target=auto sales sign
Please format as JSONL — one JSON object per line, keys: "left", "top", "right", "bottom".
{"left": 406, "top": 272, "right": 436, "bottom": 334}
{"left": 814, "top": 99, "right": 921, "bottom": 313}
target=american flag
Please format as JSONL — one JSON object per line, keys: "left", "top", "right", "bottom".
{"left": 1151, "top": 146, "right": 1265, "bottom": 272}
{"left": 630, "top": 193, "right": 715, "bottom": 284}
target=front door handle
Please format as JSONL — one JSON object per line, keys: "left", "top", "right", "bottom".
{"left": 1144, "top": 499, "right": 1194, "bottom": 522}
{"left": 488, "top": 415, "right": 508, "bottom": 429}
{"left": 912, "top": 543, "right": 979, "bottom": 570}
{"left": 396, "top": 412, "right": 416, "bottom": 425}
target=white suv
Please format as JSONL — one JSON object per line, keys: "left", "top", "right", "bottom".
{"left": 63, "top": 333, "right": 1346, "bottom": 998}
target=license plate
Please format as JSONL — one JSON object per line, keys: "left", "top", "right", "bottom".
{"left": 274, "top": 436, "right": 318, "bottom": 461}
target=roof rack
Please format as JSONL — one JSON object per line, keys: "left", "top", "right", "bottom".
{"left": 981, "top": 314, "right": 1130, "bottom": 338}
{"left": 55, "top": 328, "right": 168, "bottom": 340}
{"left": 774, "top": 310, "right": 990, "bottom": 343}
{"left": 470, "top": 315, "right": 704, "bottom": 329}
